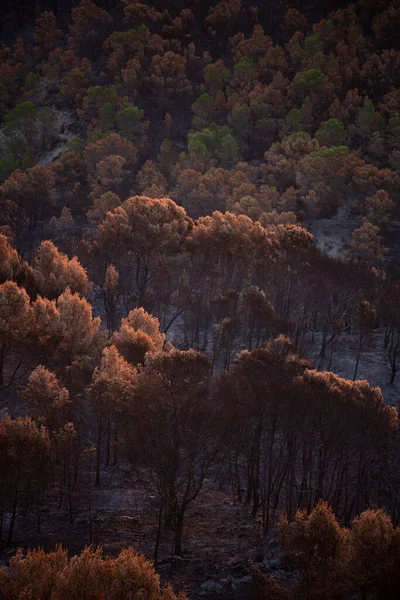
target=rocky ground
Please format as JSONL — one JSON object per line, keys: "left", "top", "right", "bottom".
{"left": 37, "top": 108, "right": 78, "bottom": 167}
{"left": 2, "top": 463, "right": 284, "bottom": 599}
{"left": 310, "top": 205, "right": 361, "bottom": 260}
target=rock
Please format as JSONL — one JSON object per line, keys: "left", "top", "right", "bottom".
{"left": 94, "top": 516, "right": 105, "bottom": 523}
{"left": 232, "top": 560, "right": 246, "bottom": 573}
{"left": 269, "top": 558, "right": 284, "bottom": 570}
{"left": 120, "top": 515, "right": 140, "bottom": 523}
{"left": 268, "top": 556, "right": 291, "bottom": 570}
{"left": 173, "top": 555, "right": 184, "bottom": 562}
{"left": 221, "top": 576, "right": 237, "bottom": 590}
{"left": 200, "top": 580, "right": 223, "bottom": 592}
{"left": 239, "top": 575, "right": 252, "bottom": 585}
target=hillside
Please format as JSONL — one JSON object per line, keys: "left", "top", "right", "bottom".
{"left": 1, "top": 1, "right": 400, "bottom": 599}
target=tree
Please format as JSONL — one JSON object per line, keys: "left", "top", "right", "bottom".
{"left": 261, "top": 132, "right": 321, "bottom": 192}
{"left": 83, "top": 132, "right": 137, "bottom": 178}
{"left": 89, "top": 154, "right": 128, "bottom": 200}
{"left": 227, "top": 103, "right": 251, "bottom": 154}
{"left": 231, "top": 56, "right": 259, "bottom": 92}
{"left": 316, "top": 118, "right": 347, "bottom": 147}
{"left": 30, "top": 294, "right": 63, "bottom": 351}
{"left": 3, "top": 102, "right": 39, "bottom": 147}
{"left": 0, "top": 166, "right": 55, "bottom": 249}
{"left": 241, "top": 286, "right": 276, "bottom": 351}
{"left": 278, "top": 501, "right": 349, "bottom": 599}
{"left": 122, "top": 0, "right": 162, "bottom": 29}
{"left": 173, "top": 168, "right": 229, "bottom": 217}
{"left": 349, "top": 220, "right": 388, "bottom": 265}
{"left": 0, "top": 233, "right": 21, "bottom": 284}
{"left": 249, "top": 560, "right": 290, "bottom": 600}
{"left": 187, "top": 124, "right": 239, "bottom": 168}
{"left": 46, "top": 207, "right": 75, "bottom": 241}
{"left": 98, "top": 101, "right": 116, "bottom": 132}
{"left": 231, "top": 25, "right": 273, "bottom": 62}
{"left": 22, "top": 366, "right": 71, "bottom": 441}
{"left": 0, "top": 414, "right": 50, "bottom": 545}
{"left": 0, "top": 545, "right": 68, "bottom": 599}
{"left": 60, "top": 61, "right": 92, "bottom": 107}
{"left": 281, "top": 8, "right": 308, "bottom": 42}
{"left": 0, "top": 545, "right": 187, "bottom": 600}
{"left": 381, "top": 282, "right": 400, "bottom": 384}
{"left": 364, "top": 189, "right": 395, "bottom": 225}
{"left": 34, "top": 11, "right": 61, "bottom": 61}
{"left": 134, "top": 349, "right": 214, "bottom": 556}
{"left": 112, "top": 307, "right": 165, "bottom": 366}
{"left": 34, "top": 240, "right": 90, "bottom": 299}
{"left": 218, "top": 337, "right": 309, "bottom": 525}
{"left": 0, "top": 281, "right": 31, "bottom": 387}
{"left": 81, "top": 85, "right": 119, "bottom": 131}
{"left": 115, "top": 105, "right": 146, "bottom": 142}
{"left": 50, "top": 149, "right": 89, "bottom": 214}
{"left": 55, "top": 422, "right": 78, "bottom": 524}
{"left": 355, "top": 99, "right": 385, "bottom": 151}
{"left": 57, "top": 288, "right": 101, "bottom": 366}
{"left": 373, "top": 1, "right": 400, "bottom": 44}
{"left": 353, "top": 300, "right": 376, "bottom": 381}
{"left": 205, "top": 0, "right": 243, "bottom": 37}
{"left": 68, "top": 0, "right": 112, "bottom": 59}
{"left": 292, "top": 369, "right": 397, "bottom": 518}
{"left": 3, "top": 103, "right": 57, "bottom": 152}
{"left": 349, "top": 509, "right": 399, "bottom": 599}
{"left": 388, "top": 322, "right": 400, "bottom": 385}
{"left": 87, "top": 191, "right": 121, "bottom": 225}
{"left": 98, "top": 196, "right": 190, "bottom": 307}
{"left": 102, "top": 264, "right": 120, "bottom": 333}
{"left": 192, "top": 93, "right": 219, "bottom": 131}
{"left": 148, "top": 52, "right": 191, "bottom": 110}
{"left": 89, "top": 345, "right": 137, "bottom": 484}
{"left": 290, "top": 69, "right": 327, "bottom": 101}
{"left": 119, "top": 58, "right": 141, "bottom": 101}
{"left": 204, "top": 60, "right": 231, "bottom": 96}
{"left": 136, "top": 161, "right": 168, "bottom": 198}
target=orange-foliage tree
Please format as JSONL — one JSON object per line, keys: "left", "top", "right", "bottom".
{"left": 0, "top": 414, "right": 50, "bottom": 545}
{"left": 0, "top": 545, "right": 187, "bottom": 599}
{"left": 89, "top": 345, "right": 137, "bottom": 484}
{"left": 68, "top": 0, "right": 112, "bottom": 59}
{"left": 133, "top": 349, "right": 214, "bottom": 556}
{"left": 98, "top": 195, "right": 190, "bottom": 307}
{"left": 112, "top": 307, "right": 165, "bottom": 366}
{"left": 34, "top": 240, "right": 90, "bottom": 299}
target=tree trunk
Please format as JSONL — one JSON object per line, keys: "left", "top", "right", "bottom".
{"left": 113, "top": 424, "right": 119, "bottom": 466}
{"left": 174, "top": 509, "right": 185, "bottom": 557}
{"left": 106, "top": 416, "right": 111, "bottom": 467}
{"left": 353, "top": 336, "right": 362, "bottom": 381}
{"left": 96, "top": 416, "right": 102, "bottom": 486}
{"left": 154, "top": 505, "right": 163, "bottom": 565}
{"left": 67, "top": 455, "right": 73, "bottom": 525}
{"left": 7, "top": 489, "right": 19, "bottom": 546}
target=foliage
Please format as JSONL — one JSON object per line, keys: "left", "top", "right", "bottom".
{"left": 0, "top": 545, "right": 186, "bottom": 600}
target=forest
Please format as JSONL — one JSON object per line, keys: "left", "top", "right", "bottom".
{"left": 1, "top": 0, "right": 400, "bottom": 598}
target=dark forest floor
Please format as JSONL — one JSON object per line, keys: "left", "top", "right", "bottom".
{"left": 1, "top": 465, "right": 269, "bottom": 599}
